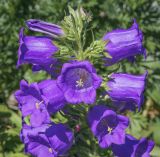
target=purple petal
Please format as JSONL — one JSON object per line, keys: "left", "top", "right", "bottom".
{"left": 32, "top": 58, "right": 62, "bottom": 78}
{"left": 38, "top": 80, "right": 66, "bottom": 114}
{"left": 21, "top": 124, "right": 49, "bottom": 144}
{"left": 30, "top": 109, "right": 50, "bottom": 127}
{"left": 57, "top": 61, "right": 102, "bottom": 104}
{"left": 17, "top": 28, "right": 58, "bottom": 67}
{"left": 45, "top": 123, "right": 73, "bottom": 155}
{"left": 87, "top": 105, "right": 129, "bottom": 148}
{"left": 107, "top": 71, "right": 147, "bottom": 111}
{"left": 103, "top": 19, "right": 146, "bottom": 66}
{"left": 111, "top": 134, "right": 154, "bottom": 157}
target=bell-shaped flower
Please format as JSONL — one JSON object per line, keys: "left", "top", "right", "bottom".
{"left": 57, "top": 61, "right": 102, "bottom": 104}
{"left": 17, "top": 28, "right": 58, "bottom": 67}
{"left": 103, "top": 19, "right": 146, "bottom": 65}
{"left": 15, "top": 80, "right": 50, "bottom": 127}
{"left": 107, "top": 71, "right": 147, "bottom": 111}
{"left": 87, "top": 105, "right": 129, "bottom": 148}
{"left": 23, "top": 123, "right": 73, "bottom": 157}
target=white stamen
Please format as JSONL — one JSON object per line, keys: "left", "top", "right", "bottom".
{"left": 76, "top": 78, "right": 84, "bottom": 87}
{"left": 35, "top": 101, "right": 43, "bottom": 109}
{"left": 107, "top": 127, "right": 113, "bottom": 134}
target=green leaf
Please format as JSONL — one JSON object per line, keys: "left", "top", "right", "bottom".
{"left": 147, "top": 84, "right": 160, "bottom": 105}
{"left": 127, "top": 112, "right": 148, "bottom": 138}
{"left": 152, "top": 119, "right": 160, "bottom": 145}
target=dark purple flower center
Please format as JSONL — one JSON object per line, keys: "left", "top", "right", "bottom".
{"left": 97, "top": 115, "right": 118, "bottom": 136}
{"left": 64, "top": 68, "right": 93, "bottom": 90}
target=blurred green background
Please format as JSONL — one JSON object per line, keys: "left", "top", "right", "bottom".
{"left": 0, "top": 0, "right": 160, "bottom": 156}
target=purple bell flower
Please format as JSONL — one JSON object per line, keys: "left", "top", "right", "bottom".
{"left": 38, "top": 79, "right": 66, "bottom": 114}
{"left": 103, "top": 19, "right": 146, "bottom": 66}
{"left": 57, "top": 61, "right": 102, "bottom": 104}
{"left": 87, "top": 105, "right": 129, "bottom": 148}
{"left": 17, "top": 28, "right": 58, "bottom": 67}
{"left": 24, "top": 123, "right": 73, "bottom": 157}
{"left": 15, "top": 80, "right": 50, "bottom": 127}
{"left": 107, "top": 71, "right": 147, "bottom": 111}
{"left": 26, "top": 19, "right": 64, "bottom": 37}
{"left": 112, "top": 134, "right": 155, "bottom": 157}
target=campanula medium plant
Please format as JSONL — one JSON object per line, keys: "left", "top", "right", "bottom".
{"left": 15, "top": 7, "right": 154, "bottom": 157}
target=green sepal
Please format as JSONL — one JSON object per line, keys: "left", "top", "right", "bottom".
{"left": 101, "top": 80, "right": 110, "bottom": 91}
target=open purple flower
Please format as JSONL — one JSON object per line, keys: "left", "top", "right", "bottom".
{"left": 112, "top": 134, "right": 154, "bottom": 157}
{"left": 87, "top": 105, "right": 129, "bottom": 148}
{"left": 26, "top": 19, "right": 64, "bottom": 37}
{"left": 38, "top": 79, "right": 66, "bottom": 114}
{"left": 17, "top": 28, "right": 58, "bottom": 67}
{"left": 57, "top": 61, "right": 102, "bottom": 104}
{"left": 103, "top": 19, "right": 146, "bottom": 66}
{"left": 107, "top": 71, "right": 147, "bottom": 111}
{"left": 15, "top": 80, "right": 50, "bottom": 127}
{"left": 24, "top": 123, "right": 73, "bottom": 157}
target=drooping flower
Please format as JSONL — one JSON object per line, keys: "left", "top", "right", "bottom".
{"left": 87, "top": 105, "right": 129, "bottom": 148}
{"left": 107, "top": 71, "right": 147, "bottom": 111}
{"left": 26, "top": 19, "right": 64, "bottom": 37}
{"left": 15, "top": 80, "right": 50, "bottom": 127}
{"left": 57, "top": 61, "right": 102, "bottom": 104}
{"left": 38, "top": 79, "right": 66, "bottom": 114}
{"left": 111, "top": 134, "right": 154, "bottom": 157}
{"left": 17, "top": 28, "right": 58, "bottom": 67}
{"left": 103, "top": 19, "right": 146, "bottom": 66}
{"left": 24, "top": 123, "right": 73, "bottom": 157}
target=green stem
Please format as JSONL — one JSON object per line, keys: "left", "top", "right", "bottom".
{"left": 77, "top": 27, "right": 87, "bottom": 60}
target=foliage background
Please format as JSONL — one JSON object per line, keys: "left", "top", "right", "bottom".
{"left": 0, "top": 0, "right": 160, "bottom": 156}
